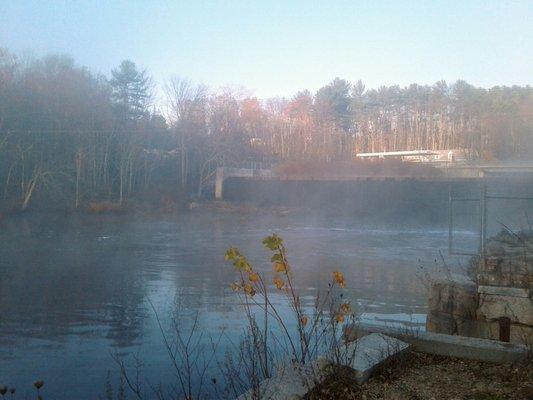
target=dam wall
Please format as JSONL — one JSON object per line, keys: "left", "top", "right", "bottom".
{"left": 222, "top": 177, "right": 533, "bottom": 225}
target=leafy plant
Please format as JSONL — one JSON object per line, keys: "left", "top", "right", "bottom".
{"left": 223, "top": 234, "right": 356, "bottom": 398}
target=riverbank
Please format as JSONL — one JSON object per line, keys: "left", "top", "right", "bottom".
{"left": 0, "top": 199, "right": 305, "bottom": 219}
{"left": 306, "top": 351, "right": 532, "bottom": 400}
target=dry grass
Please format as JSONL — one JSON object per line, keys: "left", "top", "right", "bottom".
{"left": 304, "top": 352, "right": 533, "bottom": 400}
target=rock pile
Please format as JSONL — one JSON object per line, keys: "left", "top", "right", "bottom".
{"left": 427, "top": 230, "right": 532, "bottom": 344}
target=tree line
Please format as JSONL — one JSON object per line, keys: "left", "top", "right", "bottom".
{"left": 0, "top": 48, "right": 531, "bottom": 211}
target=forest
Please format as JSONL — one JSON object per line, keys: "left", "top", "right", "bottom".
{"left": 0, "top": 48, "right": 532, "bottom": 211}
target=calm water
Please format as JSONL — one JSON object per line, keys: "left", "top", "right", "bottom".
{"left": 0, "top": 211, "right": 476, "bottom": 399}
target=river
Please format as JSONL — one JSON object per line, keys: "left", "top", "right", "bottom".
{"left": 0, "top": 210, "right": 477, "bottom": 399}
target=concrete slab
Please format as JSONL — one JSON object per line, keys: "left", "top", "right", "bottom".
{"left": 344, "top": 333, "right": 410, "bottom": 384}
{"left": 236, "top": 333, "right": 409, "bottom": 399}
{"left": 344, "top": 323, "right": 528, "bottom": 363}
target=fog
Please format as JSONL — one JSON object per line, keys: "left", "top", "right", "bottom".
{"left": 1, "top": 2, "right": 533, "bottom": 399}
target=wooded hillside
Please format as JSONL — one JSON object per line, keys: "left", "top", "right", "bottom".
{"left": 1, "top": 48, "right": 531, "bottom": 211}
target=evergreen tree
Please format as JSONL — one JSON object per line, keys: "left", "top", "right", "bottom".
{"left": 110, "top": 60, "right": 152, "bottom": 120}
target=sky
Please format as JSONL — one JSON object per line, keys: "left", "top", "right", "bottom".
{"left": 1, "top": 0, "right": 532, "bottom": 98}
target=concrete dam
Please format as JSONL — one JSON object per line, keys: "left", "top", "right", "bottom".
{"left": 217, "top": 166, "right": 533, "bottom": 226}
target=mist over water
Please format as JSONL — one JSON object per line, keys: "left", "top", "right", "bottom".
{"left": 1, "top": 175, "right": 532, "bottom": 398}
{"left": 0, "top": 210, "right": 480, "bottom": 399}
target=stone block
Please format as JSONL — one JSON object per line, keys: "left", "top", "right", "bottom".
{"left": 236, "top": 358, "right": 330, "bottom": 400}
{"left": 478, "top": 272, "right": 530, "bottom": 288}
{"left": 477, "top": 253, "right": 532, "bottom": 288}
{"left": 510, "top": 324, "right": 533, "bottom": 345}
{"left": 478, "top": 285, "right": 530, "bottom": 298}
{"left": 426, "top": 275, "right": 478, "bottom": 335}
{"left": 426, "top": 310, "right": 455, "bottom": 334}
{"left": 459, "top": 320, "right": 533, "bottom": 345}
{"left": 345, "top": 322, "right": 529, "bottom": 363}
{"left": 427, "top": 275, "right": 477, "bottom": 316}
{"left": 344, "top": 333, "right": 410, "bottom": 384}
{"left": 238, "top": 333, "right": 411, "bottom": 399}
{"left": 456, "top": 319, "right": 499, "bottom": 340}
{"left": 483, "top": 257, "right": 502, "bottom": 272}
{"left": 477, "top": 294, "right": 533, "bottom": 326}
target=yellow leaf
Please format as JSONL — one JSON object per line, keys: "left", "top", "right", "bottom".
{"left": 340, "top": 302, "right": 350, "bottom": 313}
{"left": 243, "top": 283, "right": 256, "bottom": 296}
{"left": 333, "top": 271, "right": 346, "bottom": 288}
{"left": 273, "top": 262, "right": 286, "bottom": 273}
{"left": 273, "top": 276, "right": 285, "bottom": 290}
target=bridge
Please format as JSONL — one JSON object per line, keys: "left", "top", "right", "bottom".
{"left": 215, "top": 167, "right": 274, "bottom": 199}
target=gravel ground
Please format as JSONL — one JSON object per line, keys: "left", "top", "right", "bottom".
{"left": 305, "top": 352, "right": 533, "bottom": 400}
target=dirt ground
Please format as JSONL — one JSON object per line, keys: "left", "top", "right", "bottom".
{"left": 305, "top": 352, "right": 533, "bottom": 400}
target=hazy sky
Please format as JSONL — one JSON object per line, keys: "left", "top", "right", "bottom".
{"left": 1, "top": 0, "right": 532, "bottom": 98}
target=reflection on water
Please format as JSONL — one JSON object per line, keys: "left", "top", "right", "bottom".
{"left": 0, "top": 211, "right": 476, "bottom": 399}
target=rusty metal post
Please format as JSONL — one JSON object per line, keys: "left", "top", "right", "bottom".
{"left": 498, "top": 317, "right": 511, "bottom": 342}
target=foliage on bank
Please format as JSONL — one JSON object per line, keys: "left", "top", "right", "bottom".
{"left": 1, "top": 48, "right": 532, "bottom": 212}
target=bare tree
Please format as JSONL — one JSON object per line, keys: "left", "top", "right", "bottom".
{"left": 165, "top": 77, "right": 208, "bottom": 194}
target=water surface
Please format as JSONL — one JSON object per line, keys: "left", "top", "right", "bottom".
{"left": 0, "top": 211, "right": 476, "bottom": 399}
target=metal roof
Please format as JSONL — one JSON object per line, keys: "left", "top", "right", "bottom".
{"left": 356, "top": 150, "right": 439, "bottom": 158}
